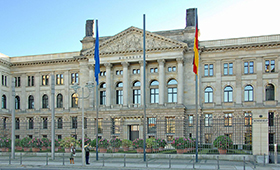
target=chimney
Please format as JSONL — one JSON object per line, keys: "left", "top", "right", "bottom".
{"left": 186, "top": 8, "right": 196, "bottom": 28}
{"left": 85, "top": 20, "right": 94, "bottom": 37}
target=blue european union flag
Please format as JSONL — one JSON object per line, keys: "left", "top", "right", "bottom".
{"left": 94, "top": 20, "right": 100, "bottom": 85}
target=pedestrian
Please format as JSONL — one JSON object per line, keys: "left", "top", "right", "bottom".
{"left": 70, "top": 143, "right": 75, "bottom": 164}
{"left": 84, "top": 143, "right": 91, "bottom": 164}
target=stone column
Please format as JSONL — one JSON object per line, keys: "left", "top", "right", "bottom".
{"left": 88, "top": 64, "right": 94, "bottom": 108}
{"left": 215, "top": 60, "right": 222, "bottom": 105}
{"left": 235, "top": 59, "right": 242, "bottom": 105}
{"left": 105, "top": 63, "right": 112, "bottom": 107}
{"left": 177, "top": 58, "right": 184, "bottom": 104}
{"left": 21, "top": 74, "right": 26, "bottom": 111}
{"left": 158, "top": 59, "right": 165, "bottom": 105}
{"left": 64, "top": 70, "right": 70, "bottom": 110}
{"left": 122, "top": 62, "right": 129, "bottom": 107}
{"left": 35, "top": 73, "right": 40, "bottom": 110}
{"left": 79, "top": 61, "right": 89, "bottom": 108}
{"left": 256, "top": 58, "right": 263, "bottom": 105}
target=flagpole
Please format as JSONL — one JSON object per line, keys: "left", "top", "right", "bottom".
{"left": 143, "top": 14, "right": 147, "bottom": 162}
{"left": 195, "top": 74, "right": 198, "bottom": 162}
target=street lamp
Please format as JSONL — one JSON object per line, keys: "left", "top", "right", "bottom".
{"left": 71, "top": 82, "right": 94, "bottom": 166}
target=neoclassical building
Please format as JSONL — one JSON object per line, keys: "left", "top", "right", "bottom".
{"left": 1, "top": 9, "right": 279, "bottom": 155}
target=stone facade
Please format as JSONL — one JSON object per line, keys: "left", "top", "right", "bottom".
{"left": 1, "top": 9, "right": 280, "bottom": 156}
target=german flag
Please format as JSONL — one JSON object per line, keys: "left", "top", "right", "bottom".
{"left": 193, "top": 9, "right": 199, "bottom": 75}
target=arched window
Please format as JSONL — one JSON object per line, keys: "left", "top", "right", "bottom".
{"left": 150, "top": 80, "right": 159, "bottom": 104}
{"left": 133, "top": 81, "right": 141, "bottom": 105}
{"left": 57, "top": 94, "right": 63, "bottom": 108}
{"left": 15, "top": 96, "right": 20, "bottom": 109}
{"left": 244, "top": 85, "right": 253, "bottom": 102}
{"left": 167, "top": 79, "right": 177, "bottom": 103}
{"left": 116, "top": 82, "right": 123, "bottom": 104}
{"left": 100, "top": 83, "right": 106, "bottom": 105}
{"left": 28, "top": 95, "right": 34, "bottom": 109}
{"left": 2, "top": 95, "right": 6, "bottom": 109}
{"left": 204, "top": 87, "right": 213, "bottom": 103}
{"left": 266, "top": 84, "right": 275, "bottom": 101}
{"left": 224, "top": 86, "right": 233, "bottom": 102}
{"left": 42, "top": 94, "right": 48, "bottom": 108}
{"left": 72, "top": 93, "right": 79, "bottom": 108}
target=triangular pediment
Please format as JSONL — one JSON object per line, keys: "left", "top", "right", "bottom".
{"left": 83, "top": 26, "right": 188, "bottom": 56}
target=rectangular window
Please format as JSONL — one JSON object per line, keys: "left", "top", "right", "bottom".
{"left": 269, "top": 112, "right": 274, "bottom": 126}
{"left": 166, "top": 117, "right": 175, "bottom": 134}
{"left": 112, "top": 118, "right": 120, "bottom": 134}
{"left": 204, "top": 64, "right": 208, "bottom": 76}
{"left": 265, "top": 60, "right": 275, "bottom": 73}
{"left": 72, "top": 117, "right": 77, "bottom": 129}
{"left": 249, "top": 61, "right": 254, "bottom": 73}
{"left": 100, "top": 91, "right": 106, "bottom": 105}
{"left": 15, "top": 135, "right": 20, "bottom": 139}
{"left": 147, "top": 118, "right": 156, "bottom": 134}
{"left": 3, "top": 117, "right": 7, "bottom": 129}
{"left": 84, "top": 118, "right": 87, "bottom": 129}
{"left": 205, "top": 114, "right": 213, "bottom": 126}
{"left": 2, "top": 75, "right": 7, "bottom": 86}
{"left": 28, "top": 76, "right": 34, "bottom": 86}
{"left": 57, "top": 135, "right": 62, "bottom": 140}
{"left": 14, "top": 77, "right": 21, "bottom": 87}
{"left": 224, "top": 63, "right": 233, "bottom": 75}
{"left": 245, "top": 133, "right": 252, "bottom": 144}
{"left": 204, "top": 64, "right": 213, "bottom": 76}
{"left": 42, "top": 75, "right": 49, "bottom": 85}
{"left": 57, "top": 117, "right": 63, "bottom": 129}
{"left": 205, "top": 133, "right": 212, "bottom": 144}
{"left": 15, "top": 118, "right": 20, "bottom": 130}
{"left": 56, "top": 74, "right": 64, "bottom": 85}
{"left": 189, "top": 115, "right": 193, "bottom": 127}
{"left": 71, "top": 73, "right": 79, "bottom": 84}
{"left": 224, "top": 113, "right": 232, "bottom": 127}
{"left": 244, "top": 61, "right": 254, "bottom": 74}
{"left": 98, "top": 118, "right": 103, "bottom": 133}
{"left": 244, "top": 112, "right": 252, "bottom": 126}
{"left": 43, "top": 117, "right": 48, "bottom": 129}
{"left": 28, "top": 117, "right": 34, "bottom": 129}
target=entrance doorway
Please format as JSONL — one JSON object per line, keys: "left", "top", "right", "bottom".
{"left": 129, "top": 125, "right": 139, "bottom": 141}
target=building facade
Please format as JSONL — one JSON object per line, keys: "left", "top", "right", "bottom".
{"left": 1, "top": 9, "right": 279, "bottom": 155}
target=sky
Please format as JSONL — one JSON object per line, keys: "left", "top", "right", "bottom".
{"left": 1, "top": 0, "right": 280, "bottom": 57}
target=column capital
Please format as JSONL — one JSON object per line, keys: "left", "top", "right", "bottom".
{"left": 121, "top": 62, "right": 130, "bottom": 67}
{"left": 139, "top": 61, "right": 147, "bottom": 66}
{"left": 104, "top": 63, "right": 112, "bottom": 68}
{"left": 176, "top": 58, "right": 184, "bottom": 64}
{"left": 157, "top": 59, "right": 165, "bottom": 65}
{"left": 88, "top": 64, "right": 94, "bottom": 70}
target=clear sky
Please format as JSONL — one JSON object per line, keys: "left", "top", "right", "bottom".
{"left": 1, "top": 0, "right": 279, "bottom": 57}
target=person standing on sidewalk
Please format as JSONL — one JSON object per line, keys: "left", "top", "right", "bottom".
{"left": 70, "top": 143, "right": 75, "bottom": 164}
{"left": 84, "top": 143, "right": 91, "bottom": 164}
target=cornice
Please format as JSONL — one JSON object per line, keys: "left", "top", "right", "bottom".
{"left": 0, "top": 58, "right": 12, "bottom": 67}
{"left": 202, "top": 42, "right": 280, "bottom": 53}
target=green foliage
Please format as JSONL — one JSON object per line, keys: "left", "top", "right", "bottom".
{"left": 28, "top": 138, "right": 43, "bottom": 148}
{"left": 146, "top": 138, "right": 157, "bottom": 148}
{"left": 15, "top": 139, "right": 21, "bottom": 147}
{"left": 122, "top": 139, "right": 132, "bottom": 147}
{"left": 155, "top": 138, "right": 167, "bottom": 148}
{"left": 20, "top": 137, "right": 31, "bottom": 147}
{"left": 171, "top": 137, "right": 185, "bottom": 149}
{"left": 132, "top": 138, "right": 144, "bottom": 148}
{"left": 98, "top": 138, "right": 109, "bottom": 148}
{"left": 90, "top": 138, "right": 100, "bottom": 148}
{"left": 110, "top": 138, "right": 122, "bottom": 148}
{"left": 60, "top": 137, "right": 78, "bottom": 148}
{"left": 55, "top": 139, "right": 61, "bottom": 147}
{"left": 41, "top": 137, "right": 51, "bottom": 147}
{"left": 213, "top": 135, "right": 233, "bottom": 150}
{"left": 184, "top": 137, "right": 195, "bottom": 148}
{"left": 78, "top": 136, "right": 91, "bottom": 146}
{"left": 0, "top": 137, "right": 11, "bottom": 148}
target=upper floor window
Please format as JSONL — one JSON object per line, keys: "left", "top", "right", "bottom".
{"left": 265, "top": 60, "right": 275, "bottom": 73}
{"left": 116, "top": 70, "right": 123, "bottom": 75}
{"left": 116, "top": 82, "right": 123, "bottom": 104}
{"left": 204, "top": 64, "right": 213, "bottom": 76}
{"left": 150, "top": 80, "right": 159, "bottom": 104}
{"left": 42, "top": 117, "right": 48, "bottom": 129}
{"left": 132, "top": 69, "right": 140, "bottom": 74}
{"left": 71, "top": 73, "right": 79, "bottom": 84}
{"left": 168, "top": 66, "right": 176, "bottom": 72}
{"left": 150, "top": 68, "right": 158, "bottom": 73}
{"left": 244, "top": 61, "right": 254, "bottom": 74}
{"left": 15, "top": 118, "right": 20, "bottom": 130}
{"left": 265, "top": 84, "right": 275, "bottom": 101}
{"left": 14, "top": 77, "right": 21, "bottom": 87}
{"left": 42, "top": 94, "right": 48, "bottom": 108}
{"left": 56, "top": 74, "right": 64, "bottom": 85}
{"left": 42, "top": 75, "right": 49, "bottom": 85}
{"left": 57, "top": 117, "right": 63, "bottom": 129}
{"left": 244, "top": 85, "right": 253, "bottom": 102}
{"left": 224, "top": 86, "right": 233, "bottom": 102}
{"left": 167, "top": 79, "right": 177, "bottom": 103}
{"left": 100, "top": 83, "right": 106, "bottom": 105}
{"left": 2, "top": 95, "right": 6, "bottom": 109}
{"left": 2, "top": 75, "right": 7, "bottom": 86}
{"left": 57, "top": 94, "right": 63, "bottom": 108}
{"left": 133, "top": 81, "right": 141, "bottom": 105}
{"left": 72, "top": 116, "right": 77, "bottom": 129}
{"left": 27, "top": 76, "right": 34, "bottom": 86}
{"left": 28, "top": 117, "right": 34, "bottom": 129}
{"left": 205, "top": 113, "right": 213, "bottom": 127}
{"left": 28, "top": 95, "right": 34, "bottom": 109}
{"left": 223, "top": 63, "right": 233, "bottom": 75}
{"left": 100, "top": 71, "right": 106, "bottom": 77}
{"left": 204, "top": 87, "right": 213, "bottom": 103}
{"left": 15, "top": 96, "right": 20, "bottom": 109}
{"left": 71, "top": 93, "right": 79, "bottom": 108}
